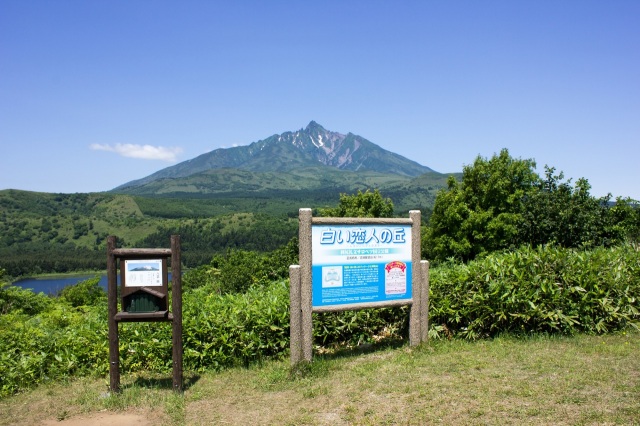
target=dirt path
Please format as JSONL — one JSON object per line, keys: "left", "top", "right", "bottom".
{"left": 40, "top": 413, "right": 153, "bottom": 426}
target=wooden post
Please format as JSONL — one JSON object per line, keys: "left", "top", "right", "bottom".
{"left": 107, "top": 236, "right": 120, "bottom": 393}
{"left": 171, "top": 235, "right": 183, "bottom": 392}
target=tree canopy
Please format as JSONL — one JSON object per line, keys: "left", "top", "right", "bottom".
{"left": 426, "top": 149, "right": 537, "bottom": 262}
{"left": 319, "top": 189, "right": 394, "bottom": 218}
{"left": 424, "top": 148, "right": 639, "bottom": 263}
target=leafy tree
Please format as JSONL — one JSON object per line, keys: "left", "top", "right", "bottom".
{"left": 519, "top": 167, "right": 609, "bottom": 248}
{"left": 425, "top": 149, "right": 636, "bottom": 264}
{"left": 425, "top": 149, "right": 538, "bottom": 262}
{"left": 603, "top": 197, "right": 640, "bottom": 248}
{"left": 320, "top": 189, "right": 394, "bottom": 218}
{"left": 198, "top": 237, "right": 300, "bottom": 295}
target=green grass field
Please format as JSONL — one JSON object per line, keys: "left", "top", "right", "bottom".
{"left": 1, "top": 331, "right": 637, "bottom": 426}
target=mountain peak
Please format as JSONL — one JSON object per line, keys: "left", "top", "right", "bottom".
{"left": 305, "top": 120, "right": 325, "bottom": 132}
{"left": 113, "top": 122, "right": 435, "bottom": 191}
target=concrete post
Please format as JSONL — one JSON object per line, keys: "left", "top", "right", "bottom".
{"left": 289, "top": 265, "right": 302, "bottom": 365}
{"left": 420, "top": 260, "right": 430, "bottom": 343}
{"left": 299, "top": 208, "right": 313, "bottom": 362}
{"left": 409, "top": 210, "right": 422, "bottom": 346}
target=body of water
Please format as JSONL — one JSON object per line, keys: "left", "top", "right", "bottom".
{"left": 13, "top": 273, "right": 176, "bottom": 295}
{"left": 13, "top": 275, "right": 111, "bottom": 295}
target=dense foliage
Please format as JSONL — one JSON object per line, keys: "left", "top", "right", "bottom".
{"left": 425, "top": 149, "right": 640, "bottom": 263}
{"left": 0, "top": 168, "right": 449, "bottom": 277}
{"left": 58, "top": 275, "right": 106, "bottom": 307}
{"left": 0, "top": 189, "right": 298, "bottom": 275}
{"left": 429, "top": 244, "right": 639, "bottom": 339}
{"left": 138, "top": 214, "right": 297, "bottom": 268}
{"left": 1, "top": 269, "right": 53, "bottom": 316}
{"left": 182, "top": 237, "right": 299, "bottom": 294}
{"left": 2, "top": 239, "right": 639, "bottom": 398}
{"left": 319, "top": 189, "right": 395, "bottom": 218}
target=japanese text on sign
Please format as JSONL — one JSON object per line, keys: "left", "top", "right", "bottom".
{"left": 312, "top": 224, "right": 412, "bottom": 308}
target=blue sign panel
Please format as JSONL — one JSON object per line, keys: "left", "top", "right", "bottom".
{"left": 311, "top": 224, "right": 412, "bottom": 308}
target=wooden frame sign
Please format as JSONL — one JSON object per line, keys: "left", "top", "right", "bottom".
{"left": 107, "top": 235, "right": 183, "bottom": 393}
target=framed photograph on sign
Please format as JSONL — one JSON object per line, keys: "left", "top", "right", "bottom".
{"left": 124, "top": 259, "right": 163, "bottom": 287}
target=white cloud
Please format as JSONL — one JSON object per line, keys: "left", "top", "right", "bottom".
{"left": 90, "top": 143, "right": 182, "bottom": 162}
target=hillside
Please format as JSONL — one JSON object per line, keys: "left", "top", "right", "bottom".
{"left": 0, "top": 190, "right": 300, "bottom": 275}
{"left": 0, "top": 122, "right": 462, "bottom": 276}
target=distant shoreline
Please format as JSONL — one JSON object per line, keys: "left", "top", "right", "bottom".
{"left": 12, "top": 271, "right": 105, "bottom": 284}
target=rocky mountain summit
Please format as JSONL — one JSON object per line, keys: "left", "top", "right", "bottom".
{"left": 115, "top": 121, "right": 434, "bottom": 192}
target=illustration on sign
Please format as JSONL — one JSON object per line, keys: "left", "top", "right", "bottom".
{"left": 312, "top": 225, "right": 412, "bottom": 307}
{"left": 124, "top": 259, "right": 163, "bottom": 287}
{"left": 385, "top": 261, "right": 407, "bottom": 295}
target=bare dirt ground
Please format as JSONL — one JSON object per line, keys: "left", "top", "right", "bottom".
{"left": 41, "top": 413, "right": 153, "bottom": 426}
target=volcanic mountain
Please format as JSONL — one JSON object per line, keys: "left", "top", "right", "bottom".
{"left": 114, "top": 121, "right": 435, "bottom": 195}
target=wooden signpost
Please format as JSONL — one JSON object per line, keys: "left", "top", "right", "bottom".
{"left": 107, "top": 235, "right": 183, "bottom": 393}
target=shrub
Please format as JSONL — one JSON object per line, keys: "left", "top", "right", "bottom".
{"left": 58, "top": 275, "right": 105, "bottom": 307}
{"left": 0, "top": 283, "right": 53, "bottom": 315}
{"left": 429, "top": 244, "right": 640, "bottom": 338}
{"left": 183, "top": 237, "right": 299, "bottom": 294}
{"left": 2, "top": 244, "right": 638, "bottom": 397}
{"left": 0, "top": 304, "right": 107, "bottom": 397}
{"left": 314, "top": 307, "right": 408, "bottom": 347}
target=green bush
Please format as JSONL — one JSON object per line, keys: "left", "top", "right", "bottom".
{"left": 2, "top": 244, "right": 638, "bottom": 397}
{"left": 181, "top": 280, "right": 290, "bottom": 370}
{"left": 183, "top": 237, "right": 299, "bottom": 294}
{"left": 314, "top": 307, "right": 408, "bottom": 347}
{"left": 429, "top": 244, "right": 640, "bottom": 339}
{"left": 58, "top": 275, "right": 105, "bottom": 307}
{"left": 0, "top": 283, "right": 52, "bottom": 315}
{"left": 0, "top": 304, "right": 108, "bottom": 397}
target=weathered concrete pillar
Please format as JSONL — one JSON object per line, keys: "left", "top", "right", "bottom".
{"left": 289, "top": 265, "right": 302, "bottom": 365}
{"left": 420, "top": 260, "right": 430, "bottom": 343}
{"left": 299, "top": 208, "right": 313, "bottom": 362}
{"left": 409, "top": 210, "right": 422, "bottom": 346}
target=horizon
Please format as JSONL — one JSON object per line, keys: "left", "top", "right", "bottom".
{"left": 1, "top": 1, "right": 639, "bottom": 199}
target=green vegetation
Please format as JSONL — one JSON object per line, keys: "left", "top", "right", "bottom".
{"left": 429, "top": 244, "right": 640, "bottom": 339}
{"left": 425, "top": 149, "right": 640, "bottom": 262}
{"left": 58, "top": 275, "right": 105, "bottom": 307}
{"left": 1, "top": 148, "right": 639, "bottom": 426}
{"left": 1, "top": 243, "right": 638, "bottom": 398}
{"left": 319, "top": 189, "right": 394, "bottom": 218}
{"left": 1, "top": 308, "right": 638, "bottom": 425}
{"left": 0, "top": 191, "right": 301, "bottom": 276}
{"left": 0, "top": 167, "right": 449, "bottom": 277}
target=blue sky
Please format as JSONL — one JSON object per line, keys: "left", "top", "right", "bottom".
{"left": 1, "top": 1, "right": 639, "bottom": 199}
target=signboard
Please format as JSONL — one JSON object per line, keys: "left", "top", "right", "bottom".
{"left": 124, "top": 259, "right": 163, "bottom": 287}
{"left": 311, "top": 224, "right": 412, "bottom": 308}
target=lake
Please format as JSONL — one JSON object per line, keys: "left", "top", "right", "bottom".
{"left": 13, "top": 273, "right": 176, "bottom": 295}
{"left": 13, "top": 274, "right": 111, "bottom": 295}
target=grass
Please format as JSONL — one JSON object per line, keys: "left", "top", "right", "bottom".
{"left": 1, "top": 331, "right": 638, "bottom": 425}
